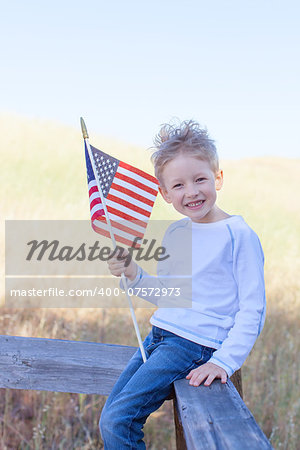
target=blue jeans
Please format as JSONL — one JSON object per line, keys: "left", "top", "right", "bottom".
{"left": 99, "top": 326, "right": 216, "bottom": 449}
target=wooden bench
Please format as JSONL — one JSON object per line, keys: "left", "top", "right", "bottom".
{"left": 0, "top": 335, "right": 273, "bottom": 449}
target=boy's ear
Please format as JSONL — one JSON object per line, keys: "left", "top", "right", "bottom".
{"left": 158, "top": 186, "right": 172, "bottom": 204}
{"left": 215, "top": 169, "right": 224, "bottom": 191}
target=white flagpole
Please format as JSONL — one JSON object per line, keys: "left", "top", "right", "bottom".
{"left": 81, "top": 117, "right": 147, "bottom": 363}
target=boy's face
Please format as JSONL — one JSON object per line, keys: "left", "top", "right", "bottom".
{"left": 159, "top": 154, "right": 224, "bottom": 223}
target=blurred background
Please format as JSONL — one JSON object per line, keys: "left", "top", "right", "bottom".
{"left": 0, "top": 1, "right": 299, "bottom": 448}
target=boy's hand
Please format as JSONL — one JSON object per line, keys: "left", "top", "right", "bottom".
{"left": 107, "top": 248, "right": 138, "bottom": 281}
{"left": 186, "top": 362, "right": 227, "bottom": 387}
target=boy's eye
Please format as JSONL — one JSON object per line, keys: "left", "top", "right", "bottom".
{"left": 173, "top": 183, "right": 182, "bottom": 189}
{"left": 196, "top": 178, "right": 205, "bottom": 182}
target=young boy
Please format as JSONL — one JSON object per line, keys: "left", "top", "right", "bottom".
{"left": 99, "top": 120, "right": 266, "bottom": 449}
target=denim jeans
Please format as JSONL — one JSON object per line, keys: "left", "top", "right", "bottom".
{"left": 99, "top": 325, "right": 216, "bottom": 449}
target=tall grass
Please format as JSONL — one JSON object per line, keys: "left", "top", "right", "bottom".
{"left": 0, "top": 114, "right": 299, "bottom": 448}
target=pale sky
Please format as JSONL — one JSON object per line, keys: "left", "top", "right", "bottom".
{"left": 1, "top": 0, "right": 300, "bottom": 158}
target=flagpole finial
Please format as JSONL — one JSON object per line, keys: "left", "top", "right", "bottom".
{"left": 80, "top": 117, "right": 89, "bottom": 139}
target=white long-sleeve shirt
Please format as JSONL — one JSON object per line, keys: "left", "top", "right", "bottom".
{"left": 125, "top": 215, "right": 266, "bottom": 377}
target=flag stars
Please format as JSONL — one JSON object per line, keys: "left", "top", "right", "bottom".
{"left": 89, "top": 151, "right": 119, "bottom": 194}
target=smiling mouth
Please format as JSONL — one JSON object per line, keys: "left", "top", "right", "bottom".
{"left": 186, "top": 200, "right": 205, "bottom": 207}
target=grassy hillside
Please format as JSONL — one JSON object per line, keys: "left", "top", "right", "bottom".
{"left": 0, "top": 114, "right": 299, "bottom": 448}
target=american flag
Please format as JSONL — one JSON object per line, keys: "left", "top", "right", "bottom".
{"left": 85, "top": 143, "right": 159, "bottom": 247}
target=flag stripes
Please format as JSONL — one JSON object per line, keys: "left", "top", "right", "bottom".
{"left": 110, "top": 184, "right": 155, "bottom": 208}
{"left": 106, "top": 193, "right": 151, "bottom": 217}
{"left": 92, "top": 222, "right": 137, "bottom": 248}
{"left": 106, "top": 205, "right": 148, "bottom": 227}
{"left": 114, "top": 172, "right": 158, "bottom": 196}
{"left": 111, "top": 177, "right": 156, "bottom": 202}
{"left": 93, "top": 216, "right": 144, "bottom": 240}
{"left": 118, "top": 161, "right": 158, "bottom": 187}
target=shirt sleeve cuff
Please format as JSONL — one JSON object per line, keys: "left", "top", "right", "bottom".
{"left": 208, "top": 355, "right": 235, "bottom": 378}
{"left": 120, "top": 265, "right": 143, "bottom": 290}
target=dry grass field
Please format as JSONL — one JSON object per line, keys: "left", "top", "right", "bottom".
{"left": 0, "top": 114, "right": 299, "bottom": 449}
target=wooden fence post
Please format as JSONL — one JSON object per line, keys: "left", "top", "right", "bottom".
{"left": 0, "top": 335, "right": 272, "bottom": 449}
{"left": 173, "top": 368, "right": 243, "bottom": 449}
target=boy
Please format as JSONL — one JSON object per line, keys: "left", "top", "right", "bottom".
{"left": 99, "top": 120, "right": 266, "bottom": 449}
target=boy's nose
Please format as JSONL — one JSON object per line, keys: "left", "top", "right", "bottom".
{"left": 185, "top": 185, "right": 199, "bottom": 197}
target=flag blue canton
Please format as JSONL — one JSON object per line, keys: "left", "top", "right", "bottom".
{"left": 85, "top": 144, "right": 119, "bottom": 197}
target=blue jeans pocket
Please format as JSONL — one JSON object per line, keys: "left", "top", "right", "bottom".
{"left": 191, "top": 345, "right": 215, "bottom": 366}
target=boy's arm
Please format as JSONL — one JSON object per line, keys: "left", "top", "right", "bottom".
{"left": 206, "top": 228, "right": 266, "bottom": 377}
{"left": 120, "top": 221, "right": 192, "bottom": 307}
{"left": 109, "top": 246, "right": 178, "bottom": 307}
{"left": 121, "top": 261, "right": 191, "bottom": 307}
{"left": 121, "top": 264, "right": 165, "bottom": 306}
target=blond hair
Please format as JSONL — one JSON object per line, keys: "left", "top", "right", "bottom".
{"left": 151, "top": 120, "right": 219, "bottom": 185}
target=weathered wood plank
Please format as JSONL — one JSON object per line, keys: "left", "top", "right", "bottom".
{"left": 173, "top": 368, "right": 243, "bottom": 449}
{"left": 174, "top": 378, "right": 273, "bottom": 450}
{"left": 173, "top": 396, "right": 188, "bottom": 450}
{"left": 0, "top": 335, "right": 136, "bottom": 396}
